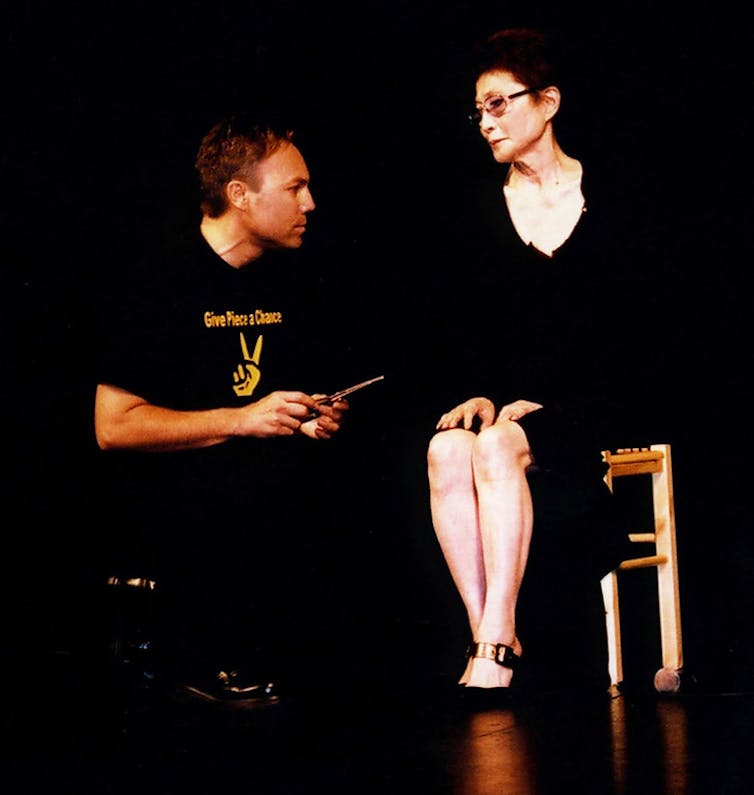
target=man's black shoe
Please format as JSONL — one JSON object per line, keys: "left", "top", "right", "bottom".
{"left": 176, "top": 669, "right": 281, "bottom": 710}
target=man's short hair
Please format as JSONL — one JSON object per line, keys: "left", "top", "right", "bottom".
{"left": 195, "top": 112, "right": 295, "bottom": 218}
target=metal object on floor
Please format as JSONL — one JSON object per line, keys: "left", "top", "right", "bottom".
{"left": 106, "top": 574, "right": 158, "bottom": 689}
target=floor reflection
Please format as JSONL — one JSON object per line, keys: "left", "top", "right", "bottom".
{"left": 435, "top": 691, "right": 699, "bottom": 795}
{"left": 445, "top": 708, "right": 536, "bottom": 794}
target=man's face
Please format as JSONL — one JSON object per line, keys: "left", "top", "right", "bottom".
{"left": 244, "top": 142, "right": 315, "bottom": 250}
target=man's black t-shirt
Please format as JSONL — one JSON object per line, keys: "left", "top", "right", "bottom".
{"left": 94, "top": 227, "right": 362, "bottom": 673}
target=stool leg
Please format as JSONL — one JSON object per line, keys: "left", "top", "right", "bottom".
{"left": 651, "top": 445, "right": 683, "bottom": 692}
{"left": 601, "top": 570, "right": 623, "bottom": 693}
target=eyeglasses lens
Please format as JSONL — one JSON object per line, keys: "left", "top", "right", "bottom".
{"left": 469, "top": 96, "right": 507, "bottom": 125}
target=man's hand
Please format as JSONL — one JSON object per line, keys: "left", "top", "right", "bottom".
{"left": 94, "top": 383, "right": 349, "bottom": 452}
{"left": 235, "top": 391, "right": 324, "bottom": 437}
{"left": 236, "top": 391, "right": 350, "bottom": 440}
{"left": 299, "top": 396, "right": 350, "bottom": 440}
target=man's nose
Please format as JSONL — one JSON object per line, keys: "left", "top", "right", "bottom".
{"left": 301, "top": 188, "right": 316, "bottom": 212}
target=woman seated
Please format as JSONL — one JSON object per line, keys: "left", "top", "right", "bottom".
{"left": 426, "top": 27, "right": 639, "bottom": 695}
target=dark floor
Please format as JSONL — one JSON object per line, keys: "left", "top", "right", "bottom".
{"left": 1, "top": 642, "right": 752, "bottom": 795}
{"left": 2, "top": 465, "right": 752, "bottom": 794}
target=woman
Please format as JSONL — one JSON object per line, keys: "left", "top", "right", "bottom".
{"left": 426, "top": 27, "right": 638, "bottom": 694}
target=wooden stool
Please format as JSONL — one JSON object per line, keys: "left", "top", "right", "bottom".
{"left": 600, "top": 444, "right": 684, "bottom": 693}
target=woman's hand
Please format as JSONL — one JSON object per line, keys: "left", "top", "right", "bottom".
{"left": 495, "top": 399, "right": 543, "bottom": 423}
{"left": 436, "top": 397, "right": 496, "bottom": 431}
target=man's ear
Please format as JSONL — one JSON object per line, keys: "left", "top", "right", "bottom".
{"left": 540, "top": 86, "right": 561, "bottom": 121}
{"left": 226, "top": 179, "right": 248, "bottom": 210}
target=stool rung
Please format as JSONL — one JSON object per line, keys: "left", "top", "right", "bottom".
{"left": 618, "top": 554, "right": 667, "bottom": 571}
{"left": 628, "top": 533, "right": 655, "bottom": 543}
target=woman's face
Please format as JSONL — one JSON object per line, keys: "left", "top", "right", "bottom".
{"left": 474, "top": 70, "right": 551, "bottom": 164}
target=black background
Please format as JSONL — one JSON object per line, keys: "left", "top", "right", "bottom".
{"left": 3, "top": 1, "right": 752, "bottom": 689}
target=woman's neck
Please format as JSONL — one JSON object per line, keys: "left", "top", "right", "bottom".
{"left": 505, "top": 143, "right": 580, "bottom": 193}
{"left": 502, "top": 145, "right": 585, "bottom": 257}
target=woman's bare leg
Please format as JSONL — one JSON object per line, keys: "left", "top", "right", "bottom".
{"left": 466, "top": 421, "right": 534, "bottom": 688}
{"left": 428, "top": 429, "right": 486, "bottom": 683}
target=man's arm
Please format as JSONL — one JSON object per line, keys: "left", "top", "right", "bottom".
{"left": 94, "top": 383, "right": 341, "bottom": 452}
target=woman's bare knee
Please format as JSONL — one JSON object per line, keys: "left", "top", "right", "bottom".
{"left": 427, "top": 429, "right": 475, "bottom": 483}
{"left": 427, "top": 428, "right": 474, "bottom": 465}
{"left": 473, "top": 422, "right": 532, "bottom": 479}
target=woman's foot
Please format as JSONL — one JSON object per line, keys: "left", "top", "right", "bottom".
{"left": 460, "top": 638, "right": 522, "bottom": 688}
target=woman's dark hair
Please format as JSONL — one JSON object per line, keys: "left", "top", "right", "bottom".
{"left": 471, "top": 27, "right": 563, "bottom": 90}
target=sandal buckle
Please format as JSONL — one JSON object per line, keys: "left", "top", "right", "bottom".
{"left": 494, "top": 643, "right": 518, "bottom": 669}
{"left": 467, "top": 641, "right": 519, "bottom": 669}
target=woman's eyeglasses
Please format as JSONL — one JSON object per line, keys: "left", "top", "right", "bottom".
{"left": 468, "top": 88, "right": 540, "bottom": 126}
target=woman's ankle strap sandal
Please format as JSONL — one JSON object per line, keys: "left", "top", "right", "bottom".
{"left": 467, "top": 641, "right": 520, "bottom": 670}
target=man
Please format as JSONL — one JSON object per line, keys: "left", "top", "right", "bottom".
{"left": 95, "top": 112, "right": 352, "bottom": 708}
